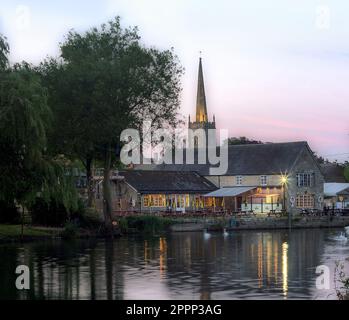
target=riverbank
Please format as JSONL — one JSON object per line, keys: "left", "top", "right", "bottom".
{"left": 0, "top": 223, "right": 123, "bottom": 244}
{"left": 169, "top": 215, "right": 349, "bottom": 232}
{"left": 0, "top": 224, "right": 63, "bottom": 243}
{"left": 2, "top": 215, "right": 349, "bottom": 243}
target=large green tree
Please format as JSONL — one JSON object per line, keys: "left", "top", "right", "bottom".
{"left": 39, "top": 17, "right": 183, "bottom": 234}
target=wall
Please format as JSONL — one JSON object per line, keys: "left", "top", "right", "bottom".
{"left": 285, "top": 148, "right": 324, "bottom": 215}
{"left": 205, "top": 175, "right": 282, "bottom": 187}
{"left": 169, "top": 216, "right": 349, "bottom": 232}
{"left": 204, "top": 147, "right": 324, "bottom": 216}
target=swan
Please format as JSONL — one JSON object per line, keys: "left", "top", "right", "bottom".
{"left": 223, "top": 228, "right": 229, "bottom": 237}
{"left": 331, "top": 232, "right": 348, "bottom": 242}
{"left": 345, "top": 226, "right": 349, "bottom": 237}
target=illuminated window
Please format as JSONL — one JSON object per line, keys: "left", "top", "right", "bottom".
{"left": 152, "top": 195, "right": 166, "bottom": 207}
{"left": 196, "top": 197, "right": 204, "bottom": 208}
{"left": 204, "top": 197, "right": 214, "bottom": 207}
{"left": 236, "top": 176, "right": 243, "bottom": 185}
{"left": 296, "top": 194, "right": 315, "bottom": 208}
{"left": 143, "top": 195, "right": 166, "bottom": 207}
{"left": 143, "top": 195, "right": 150, "bottom": 207}
{"left": 265, "top": 196, "right": 277, "bottom": 204}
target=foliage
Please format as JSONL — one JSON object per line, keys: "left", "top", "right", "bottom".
{"left": 0, "top": 224, "right": 57, "bottom": 239}
{"left": 1, "top": 18, "right": 183, "bottom": 230}
{"left": 78, "top": 207, "right": 103, "bottom": 228}
{"left": 38, "top": 17, "right": 183, "bottom": 231}
{"left": 61, "top": 222, "right": 79, "bottom": 239}
{"left": 344, "top": 164, "right": 349, "bottom": 182}
{"left": 225, "top": 137, "right": 263, "bottom": 146}
{"left": 119, "top": 216, "right": 173, "bottom": 234}
{"left": 30, "top": 198, "right": 70, "bottom": 227}
{"left": 0, "top": 201, "right": 21, "bottom": 224}
{"left": 0, "top": 43, "right": 79, "bottom": 221}
{"left": 0, "top": 34, "right": 9, "bottom": 70}
{"left": 334, "top": 261, "right": 349, "bottom": 300}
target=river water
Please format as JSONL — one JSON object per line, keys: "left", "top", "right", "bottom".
{"left": 0, "top": 228, "right": 348, "bottom": 300}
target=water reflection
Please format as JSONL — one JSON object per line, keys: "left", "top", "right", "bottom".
{"left": 0, "top": 229, "right": 348, "bottom": 300}
{"left": 282, "top": 242, "right": 288, "bottom": 298}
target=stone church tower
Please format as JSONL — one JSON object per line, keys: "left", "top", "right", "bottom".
{"left": 189, "top": 57, "right": 216, "bottom": 132}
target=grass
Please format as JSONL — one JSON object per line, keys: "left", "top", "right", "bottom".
{"left": 0, "top": 224, "right": 63, "bottom": 239}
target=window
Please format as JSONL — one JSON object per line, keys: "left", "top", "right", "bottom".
{"left": 177, "top": 195, "right": 190, "bottom": 208}
{"left": 143, "top": 195, "right": 166, "bottom": 207}
{"left": 152, "top": 195, "right": 166, "bottom": 207}
{"left": 260, "top": 175, "right": 267, "bottom": 186}
{"left": 296, "top": 194, "right": 315, "bottom": 208}
{"left": 204, "top": 197, "right": 214, "bottom": 207}
{"left": 143, "top": 195, "right": 150, "bottom": 207}
{"left": 296, "top": 173, "right": 314, "bottom": 187}
{"left": 236, "top": 176, "right": 243, "bottom": 186}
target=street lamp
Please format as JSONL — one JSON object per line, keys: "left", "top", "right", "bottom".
{"left": 281, "top": 176, "right": 288, "bottom": 212}
{"left": 281, "top": 175, "right": 291, "bottom": 228}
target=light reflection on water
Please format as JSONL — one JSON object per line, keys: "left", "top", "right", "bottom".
{"left": 0, "top": 228, "right": 348, "bottom": 300}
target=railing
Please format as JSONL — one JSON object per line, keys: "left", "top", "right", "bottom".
{"left": 111, "top": 209, "right": 285, "bottom": 218}
{"left": 112, "top": 209, "right": 232, "bottom": 218}
{"left": 241, "top": 203, "right": 283, "bottom": 213}
{"left": 302, "top": 208, "right": 349, "bottom": 217}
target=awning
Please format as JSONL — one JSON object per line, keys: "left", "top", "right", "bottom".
{"left": 324, "top": 183, "right": 349, "bottom": 197}
{"left": 203, "top": 187, "right": 257, "bottom": 197}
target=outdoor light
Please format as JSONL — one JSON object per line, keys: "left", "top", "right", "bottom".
{"left": 279, "top": 174, "right": 289, "bottom": 221}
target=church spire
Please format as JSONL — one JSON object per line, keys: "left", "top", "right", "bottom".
{"left": 196, "top": 57, "right": 208, "bottom": 123}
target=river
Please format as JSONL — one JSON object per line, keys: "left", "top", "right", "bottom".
{"left": 0, "top": 228, "right": 348, "bottom": 300}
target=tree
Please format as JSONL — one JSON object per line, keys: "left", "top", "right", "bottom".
{"left": 0, "top": 39, "right": 78, "bottom": 224}
{"left": 0, "top": 34, "right": 9, "bottom": 70}
{"left": 226, "top": 136, "right": 263, "bottom": 145}
{"left": 344, "top": 163, "right": 349, "bottom": 182}
{"left": 39, "top": 17, "right": 183, "bottom": 235}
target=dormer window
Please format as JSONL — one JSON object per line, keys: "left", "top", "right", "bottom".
{"left": 260, "top": 175, "right": 267, "bottom": 186}
{"left": 236, "top": 176, "right": 243, "bottom": 186}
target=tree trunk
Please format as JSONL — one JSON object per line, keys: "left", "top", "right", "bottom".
{"left": 21, "top": 206, "right": 24, "bottom": 242}
{"left": 86, "top": 157, "right": 94, "bottom": 208}
{"left": 103, "top": 145, "right": 113, "bottom": 238}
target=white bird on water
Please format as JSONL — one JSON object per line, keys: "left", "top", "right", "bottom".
{"left": 345, "top": 226, "right": 349, "bottom": 237}
{"left": 223, "top": 228, "right": 229, "bottom": 238}
{"left": 332, "top": 232, "right": 348, "bottom": 242}
{"left": 203, "top": 229, "right": 211, "bottom": 240}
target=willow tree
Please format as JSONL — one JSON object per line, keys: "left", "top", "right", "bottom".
{"left": 0, "top": 37, "right": 78, "bottom": 222}
{"left": 0, "top": 34, "right": 9, "bottom": 70}
{"left": 40, "top": 17, "right": 183, "bottom": 235}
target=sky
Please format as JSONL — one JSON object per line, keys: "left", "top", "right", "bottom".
{"left": 0, "top": 0, "right": 348, "bottom": 162}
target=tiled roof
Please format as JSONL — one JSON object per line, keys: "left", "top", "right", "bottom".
{"left": 136, "top": 141, "right": 311, "bottom": 176}
{"left": 119, "top": 170, "right": 217, "bottom": 194}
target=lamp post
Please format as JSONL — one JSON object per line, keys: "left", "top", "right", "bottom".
{"left": 281, "top": 176, "right": 290, "bottom": 229}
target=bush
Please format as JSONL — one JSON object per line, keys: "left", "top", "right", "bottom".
{"left": 61, "top": 222, "right": 79, "bottom": 239}
{"left": 78, "top": 207, "right": 103, "bottom": 228}
{"left": 0, "top": 201, "right": 21, "bottom": 224}
{"left": 30, "top": 198, "right": 69, "bottom": 227}
{"left": 122, "top": 216, "right": 173, "bottom": 234}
